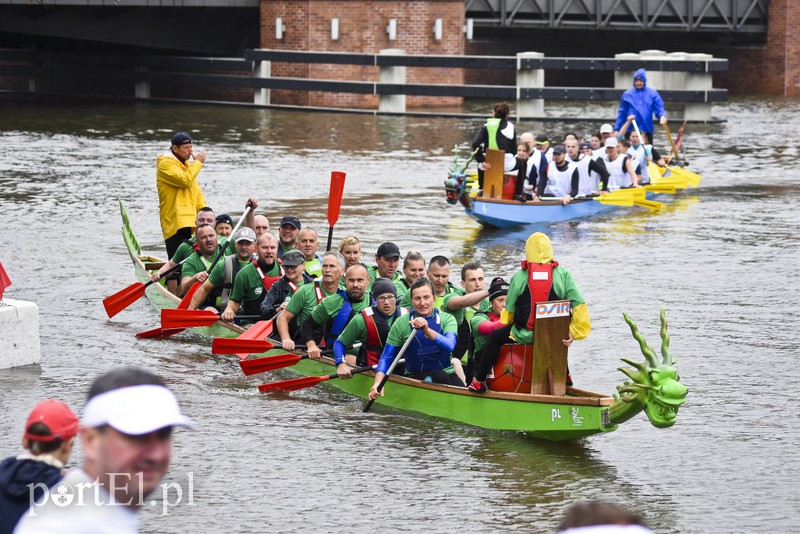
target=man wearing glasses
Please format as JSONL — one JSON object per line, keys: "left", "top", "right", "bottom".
{"left": 258, "top": 249, "right": 313, "bottom": 321}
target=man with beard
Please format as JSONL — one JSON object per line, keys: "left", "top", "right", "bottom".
{"left": 188, "top": 227, "right": 256, "bottom": 312}
{"left": 277, "top": 216, "right": 301, "bottom": 260}
{"left": 259, "top": 249, "right": 313, "bottom": 320}
{"left": 220, "top": 232, "right": 281, "bottom": 322}
{"left": 276, "top": 251, "right": 344, "bottom": 350}
{"left": 368, "top": 242, "right": 401, "bottom": 285}
{"left": 301, "top": 263, "right": 372, "bottom": 360}
{"left": 178, "top": 224, "right": 220, "bottom": 297}
{"left": 15, "top": 367, "right": 193, "bottom": 534}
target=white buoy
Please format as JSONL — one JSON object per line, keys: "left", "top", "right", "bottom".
{"left": 0, "top": 298, "right": 41, "bottom": 369}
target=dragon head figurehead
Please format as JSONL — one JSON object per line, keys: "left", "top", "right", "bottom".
{"left": 608, "top": 309, "right": 688, "bottom": 428}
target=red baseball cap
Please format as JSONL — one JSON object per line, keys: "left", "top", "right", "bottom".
{"left": 24, "top": 399, "right": 79, "bottom": 442}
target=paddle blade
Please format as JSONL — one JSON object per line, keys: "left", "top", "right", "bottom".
{"left": 161, "top": 308, "right": 219, "bottom": 329}
{"left": 327, "top": 171, "right": 346, "bottom": 228}
{"left": 645, "top": 184, "right": 677, "bottom": 194}
{"left": 595, "top": 195, "right": 633, "bottom": 207}
{"left": 103, "top": 282, "right": 146, "bottom": 318}
{"left": 231, "top": 319, "right": 275, "bottom": 360}
{"left": 652, "top": 176, "right": 689, "bottom": 189}
{"left": 212, "top": 337, "right": 274, "bottom": 355}
{"left": 136, "top": 327, "right": 185, "bottom": 339}
{"left": 178, "top": 282, "right": 200, "bottom": 310}
{"left": 666, "top": 166, "right": 701, "bottom": 187}
{"left": 258, "top": 374, "right": 331, "bottom": 392}
{"left": 240, "top": 354, "right": 304, "bottom": 375}
{"left": 635, "top": 199, "right": 663, "bottom": 212}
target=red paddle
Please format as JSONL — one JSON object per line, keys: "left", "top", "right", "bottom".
{"left": 136, "top": 281, "right": 201, "bottom": 338}
{"left": 160, "top": 308, "right": 260, "bottom": 329}
{"left": 103, "top": 257, "right": 190, "bottom": 318}
{"left": 240, "top": 354, "right": 308, "bottom": 375}
{"left": 212, "top": 337, "right": 275, "bottom": 354}
{"left": 258, "top": 364, "right": 375, "bottom": 393}
{"left": 325, "top": 171, "right": 346, "bottom": 252}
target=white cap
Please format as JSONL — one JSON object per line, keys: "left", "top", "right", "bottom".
{"left": 604, "top": 137, "right": 618, "bottom": 148}
{"left": 600, "top": 123, "right": 613, "bottom": 134}
{"left": 82, "top": 385, "right": 195, "bottom": 435}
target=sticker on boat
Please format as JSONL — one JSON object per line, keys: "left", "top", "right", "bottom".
{"left": 535, "top": 300, "right": 570, "bottom": 319}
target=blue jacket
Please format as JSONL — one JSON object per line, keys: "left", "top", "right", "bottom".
{"left": 0, "top": 456, "right": 62, "bottom": 534}
{"left": 614, "top": 69, "right": 666, "bottom": 135}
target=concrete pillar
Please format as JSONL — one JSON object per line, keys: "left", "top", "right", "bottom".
{"left": 683, "top": 53, "right": 714, "bottom": 121}
{"left": 254, "top": 58, "right": 271, "bottom": 106}
{"left": 378, "top": 49, "right": 406, "bottom": 113}
{"left": 516, "top": 51, "right": 544, "bottom": 119}
{"left": 0, "top": 299, "right": 41, "bottom": 369}
{"left": 134, "top": 66, "right": 150, "bottom": 99}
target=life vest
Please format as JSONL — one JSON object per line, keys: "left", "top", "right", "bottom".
{"left": 572, "top": 155, "right": 601, "bottom": 196}
{"left": 313, "top": 280, "right": 326, "bottom": 303}
{"left": 218, "top": 255, "right": 247, "bottom": 311}
{"left": 516, "top": 260, "right": 558, "bottom": 332}
{"left": 628, "top": 143, "right": 650, "bottom": 182}
{"left": 406, "top": 310, "right": 448, "bottom": 373}
{"left": 485, "top": 118, "right": 501, "bottom": 150}
{"left": 543, "top": 161, "right": 576, "bottom": 198}
{"left": 359, "top": 306, "right": 409, "bottom": 366}
{"left": 256, "top": 260, "right": 283, "bottom": 292}
{"left": 604, "top": 154, "right": 632, "bottom": 189}
{"left": 326, "top": 290, "right": 359, "bottom": 348}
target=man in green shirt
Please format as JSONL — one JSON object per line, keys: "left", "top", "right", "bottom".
{"left": 277, "top": 251, "right": 343, "bottom": 351}
{"left": 179, "top": 224, "right": 219, "bottom": 297}
{"left": 188, "top": 227, "right": 256, "bottom": 311}
{"left": 220, "top": 232, "right": 281, "bottom": 321}
{"left": 368, "top": 242, "right": 401, "bottom": 284}
{"left": 400, "top": 255, "right": 457, "bottom": 310}
{"left": 277, "top": 216, "right": 300, "bottom": 260}
{"left": 302, "top": 263, "right": 371, "bottom": 360}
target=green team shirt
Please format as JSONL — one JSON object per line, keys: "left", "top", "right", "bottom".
{"left": 441, "top": 288, "right": 491, "bottom": 325}
{"left": 368, "top": 266, "right": 401, "bottom": 285}
{"left": 305, "top": 256, "right": 323, "bottom": 279}
{"left": 229, "top": 260, "right": 281, "bottom": 304}
{"left": 173, "top": 236, "right": 230, "bottom": 264}
{"left": 286, "top": 281, "right": 339, "bottom": 326}
{"left": 394, "top": 277, "right": 412, "bottom": 299}
{"left": 207, "top": 256, "right": 252, "bottom": 287}
{"left": 470, "top": 312, "right": 495, "bottom": 356}
{"left": 309, "top": 292, "right": 372, "bottom": 327}
{"left": 400, "top": 282, "right": 458, "bottom": 310}
{"left": 505, "top": 266, "right": 584, "bottom": 344}
{"left": 181, "top": 253, "right": 214, "bottom": 280}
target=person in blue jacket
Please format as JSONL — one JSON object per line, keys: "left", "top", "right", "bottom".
{"left": 614, "top": 68, "right": 667, "bottom": 144}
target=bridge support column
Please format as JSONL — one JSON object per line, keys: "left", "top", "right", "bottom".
{"left": 134, "top": 67, "right": 150, "bottom": 99}
{"left": 378, "top": 49, "right": 405, "bottom": 113}
{"left": 683, "top": 53, "right": 713, "bottom": 122}
{"left": 254, "top": 58, "right": 270, "bottom": 106}
{"left": 516, "top": 51, "right": 544, "bottom": 119}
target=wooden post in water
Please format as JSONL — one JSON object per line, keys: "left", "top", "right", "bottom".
{"left": 531, "top": 300, "right": 571, "bottom": 396}
{"left": 483, "top": 148, "right": 505, "bottom": 199}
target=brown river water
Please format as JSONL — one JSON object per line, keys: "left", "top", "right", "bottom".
{"left": 0, "top": 97, "right": 798, "bottom": 532}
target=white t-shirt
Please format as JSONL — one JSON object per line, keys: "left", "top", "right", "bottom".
{"left": 14, "top": 469, "right": 139, "bottom": 534}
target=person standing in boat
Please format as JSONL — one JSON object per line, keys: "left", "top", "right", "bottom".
{"left": 614, "top": 68, "right": 667, "bottom": 144}
{"left": 535, "top": 146, "right": 580, "bottom": 205}
{"left": 471, "top": 102, "right": 517, "bottom": 189}
{"left": 468, "top": 233, "right": 590, "bottom": 393}
{"left": 277, "top": 251, "right": 344, "bottom": 350}
{"left": 258, "top": 248, "right": 310, "bottom": 321}
{"left": 221, "top": 232, "right": 282, "bottom": 322}
{"left": 334, "top": 277, "right": 408, "bottom": 378}
{"left": 188, "top": 226, "right": 256, "bottom": 312}
{"left": 156, "top": 132, "right": 207, "bottom": 260}
{"left": 368, "top": 278, "right": 464, "bottom": 398}
{"left": 301, "top": 263, "right": 372, "bottom": 360}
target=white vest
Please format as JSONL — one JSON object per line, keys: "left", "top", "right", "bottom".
{"left": 603, "top": 154, "right": 633, "bottom": 189}
{"left": 544, "top": 161, "right": 576, "bottom": 198}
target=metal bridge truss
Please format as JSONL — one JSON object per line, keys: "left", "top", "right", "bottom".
{"left": 465, "top": 0, "right": 769, "bottom": 33}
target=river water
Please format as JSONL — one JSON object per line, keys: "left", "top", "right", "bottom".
{"left": 0, "top": 97, "right": 798, "bottom": 533}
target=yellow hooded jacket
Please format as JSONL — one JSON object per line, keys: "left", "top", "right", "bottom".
{"left": 156, "top": 151, "right": 207, "bottom": 240}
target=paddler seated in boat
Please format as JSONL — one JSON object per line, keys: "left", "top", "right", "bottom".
{"left": 334, "top": 278, "right": 408, "bottom": 379}
{"left": 534, "top": 145, "right": 580, "bottom": 206}
{"left": 471, "top": 101, "right": 517, "bottom": 189}
{"left": 468, "top": 232, "right": 590, "bottom": 393}
{"left": 177, "top": 224, "right": 221, "bottom": 297}
{"left": 603, "top": 138, "right": 640, "bottom": 190}
{"left": 368, "top": 278, "right": 464, "bottom": 398}
{"left": 564, "top": 138, "right": 610, "bottom": 197}
{"left": 277, "top": 215, "right": 301, "bottom": 260}
{"left": 399, "top": 255, "right": 457, "bottom": 310}
{"left": 301, "top": 263, "right": 372, "bottom": 360}
{"left": 276, "top": 251, "right": 344, "bottom": 351}
{"left": 534, "top": 134, "right": 553, "bottom": 163}
{"left": 395, "top": 250, "right": 426, "bottom": 299}
{"left": 337, "top": 235, "right": 362, "bottom": 270}
{"left": 297, "top": 228, "right": 323, "bottom": 279}
{"left": 253, "top": 214, "right": 270, "bottom": 237}
{"left": 259, "top": 249, "right": 312, "bottom": 321}
{"left": 214, "top": 213, "right": 233, "bottom": 237}
{"left": 442, "top": 262, "right": 491, "bottom": 381}
{"left": 368, "top": 242, "right": 401, "bottom": 285}
{"left": 188, "top": 226, "right": 256, "bottom": 312}
{"left": 220, "top": 232, "right": 282, "bottom": 322}
{"left": 469, "top": 277, "right": 508, "bottom": 374}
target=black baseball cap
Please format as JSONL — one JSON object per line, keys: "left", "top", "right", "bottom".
{"left": 552, "top": 145, "right": 567, "bottom": 155}
{"left": 376, "top": 242, "right": 400, "bottom": 259}
{"left": 280, "top": 216, "right": 301, "bottom": 230}
{"left": 171, "top": 132, "right": 193, "bottom": 146}
{"left": 215, "top": 214, "right": 233, "bottom": 226}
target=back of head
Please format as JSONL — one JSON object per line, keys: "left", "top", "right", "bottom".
{"left": 557, "top": 500, "right": 650, "bottom": 532}
{"left": 23, "top": 399, "right": 79, "bottom": 455}
{"left": 525, "top": 232, "right": 554, "bottom": 264}
{"left": 494, "top": 102, "right": 510, "bottom": 119}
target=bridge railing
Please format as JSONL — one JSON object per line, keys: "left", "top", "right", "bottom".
{"left": 0, "top": 47, "right": 727, "bottom": 120}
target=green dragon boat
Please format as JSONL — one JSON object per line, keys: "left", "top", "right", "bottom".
{"left": 119, "top": 200, "right": 687, "bottom": 442}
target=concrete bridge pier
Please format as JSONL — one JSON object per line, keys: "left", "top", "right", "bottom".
{"left": 516, "top": 51, "right": 544, "bottom": 119}
{"left": 378, "top": 48, "right": 406, "bottom": 113}
{"left": 254, "top": 58, "right": 270, "bottom": 106}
